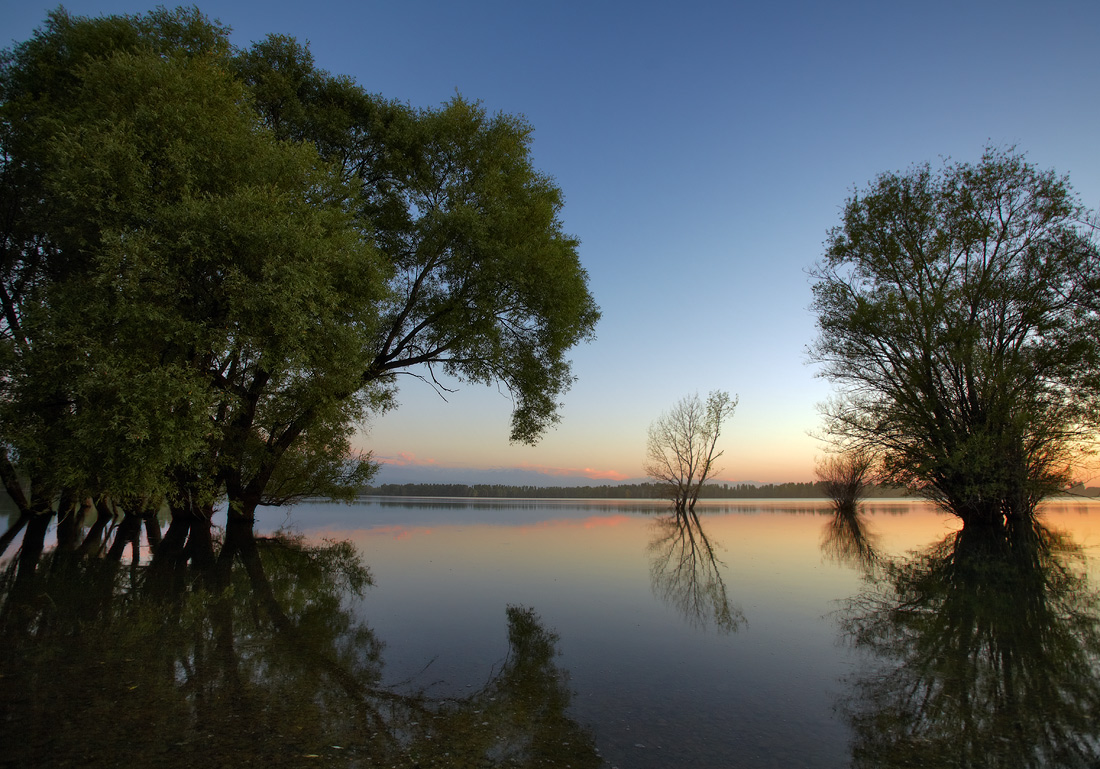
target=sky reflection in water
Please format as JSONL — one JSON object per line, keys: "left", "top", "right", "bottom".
{"left": 4, "top": 497, "right": 1099, "bottom": 767}
{"left": 251, "top": 497, "right": 1100, "bottom": 768}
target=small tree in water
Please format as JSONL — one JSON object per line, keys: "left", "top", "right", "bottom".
{"left": 645, "top": 391, "right": 737, "bottom": 511}
{"left": 816, "top": 448, "right": 875, "bottom": 513}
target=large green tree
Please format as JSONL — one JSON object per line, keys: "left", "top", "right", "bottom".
{"left": 809, "top": 148, "right": 1099, "bottom": 524}
{"left": 235, "top": 35, "right": 600, "bottom": 444}
{"left": 2, "top": 16, "right": 386, "bottom": 535}
{"left": 0, "top": 7, "right": 244, "bottom": 549}
{"left": 0, "top": 7, "right": 599, "bottom": 565}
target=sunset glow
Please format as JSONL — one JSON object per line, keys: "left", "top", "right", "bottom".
{"left": 5, "top": 0, "right": 1095, "bottom": 487}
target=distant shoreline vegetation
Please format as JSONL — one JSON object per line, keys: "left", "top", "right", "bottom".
{"left": 359, "top": 482, "right": 1100, "bottom": 500}
{"left": 361, "top": 482, "right": 911, "bottom": 499}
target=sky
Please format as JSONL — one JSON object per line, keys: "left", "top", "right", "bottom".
{"left": 3, "top": 0, "right": 1099, "bottom": 485}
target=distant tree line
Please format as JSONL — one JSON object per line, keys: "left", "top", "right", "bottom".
{"left": 360, "top": 481, "right": 915, "bottom": 499}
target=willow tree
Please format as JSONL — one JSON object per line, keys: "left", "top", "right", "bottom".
{"left": 644, "top": 390, "right": 737, "bottom": 511}
{"left": 0, "top": 7, "right": 246, "bottom": 560}
{"left": 0, "top": 27, "right": 389, "bottom": 569}
{"left": 0, "top": 8, "right": 599, "bottom": 567}
{"left": 809, "top": 148, "right": 1099, "bottom": 525}
{"left": 234, "top": 35, "right": 601, "bottom": 444}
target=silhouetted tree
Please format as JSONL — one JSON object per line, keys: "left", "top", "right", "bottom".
{"left": 816, "top": 448, "right": 875, "bottom": 513}
{"left": 810, "top": 148, "right": 1099, "bottom": 525}
{"left": 645, "top": 390, "right": 737, "bottom": 511}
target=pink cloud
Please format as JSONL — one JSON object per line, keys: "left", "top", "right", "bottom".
{"left": 376, "top": 451, "right": 440, "bottom": 467}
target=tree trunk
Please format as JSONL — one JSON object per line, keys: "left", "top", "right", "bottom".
{"left": 148, "top": 505, "right": 192, "bottom": 597}
{"left": 184, "top": 502, "right": 217, "bottom": 575}
{"left": 53, "top": 490, "right": 83, "bottom": 552}
{"left": 106, "top": 512, "right": 144, "bottom": 563}
{"left": 144, "top": 513, "right": 163, "bottom": 549}
{"left": 153, "top": 506, "right": 191, "bottom": 565}
{"left": 75, "top": 497, "right": 115, "bottom": 559}
{"left": 0, "top": 511, "right": 30, "bottom": 561}
{"left": 12, "top": 510, "right": 52, "bottom": 595}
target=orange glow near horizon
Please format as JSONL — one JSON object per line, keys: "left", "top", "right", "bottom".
{"left": 270, "top": 498, "right": 1100, "bottom": 604}
{"left": 511, "top": 463, "right": 632, "bottom": 481}
{"left": 372, "top": 451, "right": 634, "bottom": 482}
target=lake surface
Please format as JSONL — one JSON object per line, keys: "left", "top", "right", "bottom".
{"left": 4, "top": 496, "right": 1100, "bottom": 768}
{"left": 252, "top": 497, "right": 1100, "bottom": 768}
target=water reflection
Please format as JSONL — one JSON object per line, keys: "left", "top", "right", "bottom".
{"left": 648, "top": 510, "right": 745, "bottom": 633}
{"left": 0, "top": 528, "right": 601, "bottom": 768}
{"left": 838, "top": 517, "right": 1100, "bottom": 768}
{"left": 820, "top": 503, "right": 881, "bottom": 574}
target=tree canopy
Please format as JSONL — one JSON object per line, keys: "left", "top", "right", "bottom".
{"left": 0, "top": 6, "right": 599, "bottom": 568}
{"left": 809, "top": 148, "right": 1099, "bottom": 524}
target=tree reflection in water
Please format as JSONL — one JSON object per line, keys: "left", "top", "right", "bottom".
{"left": 0, "top": 527, "right": 601, "bottom": 768}
{"left": 648, "top": 509, "right": 745, "bottom": 633}
{"left": 838, "top": 516, "right": 1100, "bottom": 768}
{"left": 821, "top": 503, "right": 881, "bottom": 575}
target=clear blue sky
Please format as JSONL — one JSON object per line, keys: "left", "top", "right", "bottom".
{"left": 4, "top": 1, "right": 1099, "bottom": 484}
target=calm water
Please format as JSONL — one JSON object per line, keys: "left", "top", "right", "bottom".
{"left": 255, "top": 497, "right": 1100, "bottom": 768}
{"left": 4, "top": 497, "right": 1100, "bottom": 768}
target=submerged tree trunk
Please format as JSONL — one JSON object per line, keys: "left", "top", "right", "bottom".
{"left": 144, "top": 512, "right": 162, "bottom": 549}
{"left": 53, "top": 490, "right": 82, "bottom": 552}
{"left": 75, "top": 497, "right": 115, "bottom": 559}
{"left": 185, "top": 503, "right": 217, "bottom": 574}
{"left": 155, "top": 505, "right": 191, "bottom": 563}
{"left": 0, "top": 511, "right": 30, "bottom": 561}
{"left": 150, "top": 498, "right": 216, "bottom": 590}
{"left": 106, "top": 512, "right": 144, "bottom": 563}
{"left": 13, "top": 510, "right": 53, "bottom": 595}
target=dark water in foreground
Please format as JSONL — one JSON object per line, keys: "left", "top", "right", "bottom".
{"left": 3, "top": 498, "right": 1100, "bottom": 768}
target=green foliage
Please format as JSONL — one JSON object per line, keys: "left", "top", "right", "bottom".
{"left": 3, "top": 31, "right": 386, "bottom": 504}
{"left": 810, "top": 148, "right": 1099, "bottom": 523}
{"left": 0, "top": 7, "right": 598, "bottom": 527}
{"left": 0, "top": 10, "right": 249, "bottom": 497}
{"left": 233, "top": 36, "right": 600, "bottom": 443}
